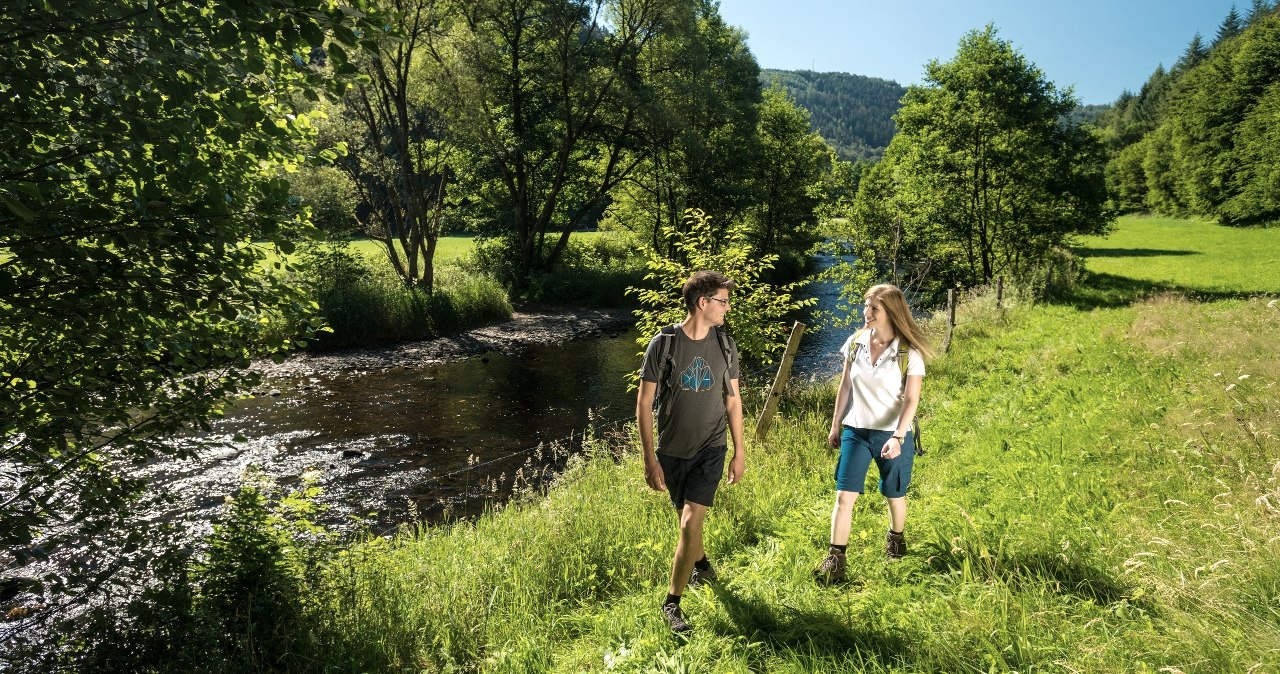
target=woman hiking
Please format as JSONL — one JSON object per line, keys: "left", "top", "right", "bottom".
{"left": 815, "top": 283, "right": 934, "bottom": 583}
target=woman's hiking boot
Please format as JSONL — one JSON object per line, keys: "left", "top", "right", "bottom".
{"left": 813, "top": 547, "right": 846, "bottom": 584}
{"left": 886, "top": 530, "right": 906, "bottom": 561}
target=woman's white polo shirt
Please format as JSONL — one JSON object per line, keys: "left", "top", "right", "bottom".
{"left": 838, "top": 330, "right": 925, "bottom": 431}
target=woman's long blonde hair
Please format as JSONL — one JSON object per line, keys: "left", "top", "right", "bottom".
{"left": 866, "top": 284, "right": 935, "bottom": 360}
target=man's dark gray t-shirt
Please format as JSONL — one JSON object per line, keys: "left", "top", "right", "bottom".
{"left": 640, "top": 326, "right": 741, "bottom": 459}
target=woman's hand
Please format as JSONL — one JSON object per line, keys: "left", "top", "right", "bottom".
{"left": 880, "top": 436, "right": 902, "bottom": 459}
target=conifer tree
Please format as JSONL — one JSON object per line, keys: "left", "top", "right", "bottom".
{"left": 1247, "top": 0, "right": 1274, "bottom": 25}
{"left": 1215, "top": 5, "right": 1244, "bottom": 45}
{"left": 1175, "top": 32, "right": 1208, "bottom": 72}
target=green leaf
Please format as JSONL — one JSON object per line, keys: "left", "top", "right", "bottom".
{"left": 1, "top": 192, "right": 36, "bottom": 222}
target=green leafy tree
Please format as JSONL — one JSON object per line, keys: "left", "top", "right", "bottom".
{"left": 1222, "top": 81, "right": 1280, "bottom": 222}
{"left": 422, "top": 0, "right": 673, "bottom": 289}
{"left": 1216, "top": 5, "right": 1245, "bottom": 46}
{"left": 1175, "top": 32, "right": 1209, "bottom": 73}
{"left": 603, "top": 0, "right": 763, "bottom": 259}
{"left": 289, "top": 163, "right": 361, "bottom": 239}
{"left": 1248, "top": 0, "right": 1276, "bottom": 25}
{"left": 0, "top": 0, "right": 376, "bottom": 607}
{"left": 327, "top": 0, "right": 455, "bottom": 289}
{"left": 628, "top": 209, "right": 813, "bottom": 385}
{"left": 747, "top": 84, "right": 834, "bottom": 265}
{"left": 1106, "top": 137, "right": 1150, "bottom": 212}
{"left": 837, "top": 26, "right": 1111, "bottom": 304}
{"left": 1168, "top": 10, "right": 1280, "bottom": 222}
{"left": 1141, "top": 124, "right": 1184, "bottom": 214}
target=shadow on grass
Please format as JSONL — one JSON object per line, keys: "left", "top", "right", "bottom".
{"left": 1079, "top": 248, "right": 1200, "bottom": 258}
{"left": 1048, "top": 272, "right": 1276, "bottom": 310}
{"left": 920, "top": 542, "right": 1153, "bottom": 613}
{"left": 707, "top": 583, "right": 910, "bottom": 669}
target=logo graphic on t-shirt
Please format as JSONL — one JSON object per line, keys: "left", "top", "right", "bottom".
{"left": 680, "top": 357, "right": 714, "bottom": 392}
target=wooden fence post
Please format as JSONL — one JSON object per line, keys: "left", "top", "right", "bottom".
{"left": 943, "top": 289, "right": 957, "bottom": 353}
{"left": 754, "top": 321, "right": 806, "bottom": 439}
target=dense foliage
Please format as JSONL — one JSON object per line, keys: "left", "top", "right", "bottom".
{"left": 760, "top": 68, "right": 906, "bottom": 161}
{"left": 0, "top": 0, "right": 378, "bottom": 653}
{"left": 628, "top": 209, "right": 813, "bottom": 378}
{"left": 833, "top": 27, "right": 1111, "bottom": 306}
{"left": 1097, "top": 1, "right": 1280, "bottom": 225}
{"left": 601, "top": 2, "right": 764, "bottom": 259}
{"left": 276, "top": 1, "right": 851, "bottom": 294}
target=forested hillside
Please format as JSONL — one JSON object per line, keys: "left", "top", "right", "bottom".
{"left": 1096, "top": 1, "right": 1280, "bottom": 225}
{"left": 760, "top": 69, "right": 905, "bottom": 161}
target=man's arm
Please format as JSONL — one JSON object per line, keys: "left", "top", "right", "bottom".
{"left": 635, "top": 379, "right": 665, "bottom": 491}
{"left": 725, "top": 377, "right": 746, "bottom": 485}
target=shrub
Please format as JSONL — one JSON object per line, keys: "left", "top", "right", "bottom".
{"left": 462, "top": 233, "right": 645, "bottom": 306}
{"left": 628, "top": 208, "right": 814, "bottom": 381}
{"left": 300, "top": 243, "right": 512, "bottom": 347}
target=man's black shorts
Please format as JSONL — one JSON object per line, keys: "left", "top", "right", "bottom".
{"left": 657, "top": 444, "right": 728, "bottom": 510}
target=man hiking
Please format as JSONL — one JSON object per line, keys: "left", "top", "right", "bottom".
{"left": 635, "top": 270, "right": 746, "bottom": 634}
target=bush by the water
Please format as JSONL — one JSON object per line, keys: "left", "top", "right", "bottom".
{"left": 301, "top": 244, "right": 512, "bottom": 348}
{"left": 464, "top": 233, "right": 646, "bottom": 306}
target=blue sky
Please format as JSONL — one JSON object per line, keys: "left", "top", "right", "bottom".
{"left": 716, "top": 0, "right": 1250, "bottom": 104}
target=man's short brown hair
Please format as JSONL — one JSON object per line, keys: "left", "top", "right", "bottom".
{"left": 682, "top": 270, "right": 736, "bottom": 313}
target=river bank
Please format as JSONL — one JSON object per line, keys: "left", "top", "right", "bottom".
{"left": 253, "top": 306, "right": 638, "bottom": 380}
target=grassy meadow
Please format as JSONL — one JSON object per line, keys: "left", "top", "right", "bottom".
{"left": 1077, "top": 215, "right": 1280, "bottom": 295}
{"left": 346, "top": 235, "right": 477, "bottom": 268}
{"left": 141, "top": 217, "right": 1279, "bottom": 672}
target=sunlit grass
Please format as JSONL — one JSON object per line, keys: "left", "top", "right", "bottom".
{"left": 289, "top": 218, "right": 1280, "bottom": 671}
{"left": 1076, "top": 214, "right": 1280, "bottom": 295}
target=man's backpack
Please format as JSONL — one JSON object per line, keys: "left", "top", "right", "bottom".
{"left": 850, "top": 328, "right": 926, "bottom": 455}
{"left": 657, "top": 323, "right": 735, "bottom": 396}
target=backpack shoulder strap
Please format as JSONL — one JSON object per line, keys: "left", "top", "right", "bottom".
{"left": 849, "top": 328, "right": 868, "bottom": 362}
{"left": 714, "top": 325, "right": 736, "bottom": 396}
{"left": 658, "top": 324, "right": 679, "bottom": 388}
{"left": 713, "top": 326, "right": 734, "bottom": 371}
{"left": 897, "top": 341, "right": 912, "bottom": 400}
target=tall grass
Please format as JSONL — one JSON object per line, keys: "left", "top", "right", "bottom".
{"left": 305, "top": 246, "right": 512, "bottom": 348}
{"left": 271, "top": 286, "right": 1275, "bottom": 672}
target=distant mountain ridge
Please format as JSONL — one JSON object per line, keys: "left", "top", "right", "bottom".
{"left": 760, "top": 68, "right": 906, "bottom": 161}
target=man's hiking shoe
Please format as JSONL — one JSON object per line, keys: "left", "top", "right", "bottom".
{"left": 689, "top": 561, "right": 718, "bottom": 588}
{"left": 813, "top": 548, "right": 846, "bottom": 585}
{"left": 886, "top": 530, "right": 906, "bottom": 561}
{"left": 662, "top": 602, "right": 691, "bottom": 634}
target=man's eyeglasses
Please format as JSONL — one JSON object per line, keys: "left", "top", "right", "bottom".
{"left": 707, "top": 297, "right": 730, "bottom": 307}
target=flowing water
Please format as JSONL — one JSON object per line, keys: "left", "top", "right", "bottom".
{"left": 159, "top": 331, "right": 647, "bottom": 533}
